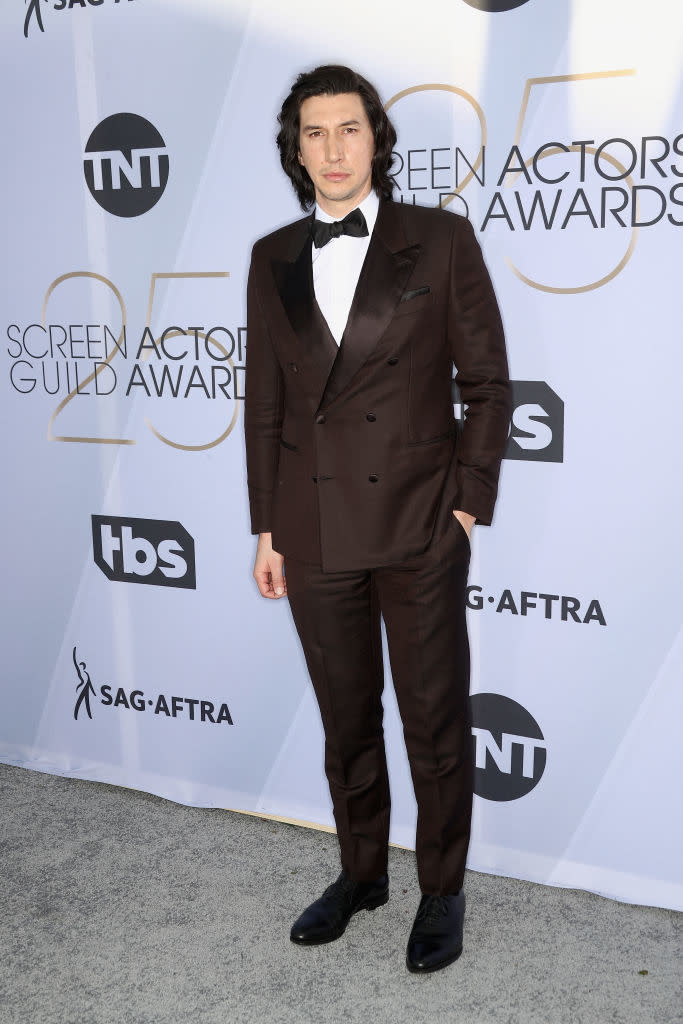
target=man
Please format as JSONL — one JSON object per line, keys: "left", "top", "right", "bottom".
{"left": 244, "top": 65, "right": 510, "bottom": 973}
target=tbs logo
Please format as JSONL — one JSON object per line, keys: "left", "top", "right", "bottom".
{"left": 505, "top": 381, "right": 564, "bottom": 463}
{"left": 453, "top": 379, "right": 564, "bottom": 463}
{"left": 92, "top": 515, "right": 196, "bottom": 589}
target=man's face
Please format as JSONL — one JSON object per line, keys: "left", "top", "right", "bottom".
{"left": 297, "top": 92, "right": 375, "bottom": 217}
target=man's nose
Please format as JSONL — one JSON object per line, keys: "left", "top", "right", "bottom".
{"left": 325, "top": 134, "right": 343, "bottom": 163}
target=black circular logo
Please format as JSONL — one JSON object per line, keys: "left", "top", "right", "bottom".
{"left": 83, "top": 113, "right": 169, "bottom": 217}
{"left": 462, "top": 0, "right": 532, "bottom": 11}
{"left": 470, "top": 693, "right": 546, "bottom": 801}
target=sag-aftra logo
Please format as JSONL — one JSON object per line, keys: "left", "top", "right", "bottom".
{"left": 24, "top": 0, "right": 135, "bottom": 39}
{"left": 72, "top": 647, "right": 233, "bottom": 726}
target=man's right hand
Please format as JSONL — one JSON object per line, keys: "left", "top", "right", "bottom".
{"left": 253, "top": 532, "right": 287, "bottom": 599}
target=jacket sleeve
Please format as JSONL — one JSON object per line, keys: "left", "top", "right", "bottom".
{"left": 244, "top": 244, "right": 284, "bottom": 535}
{"left": 448, "top": 215, "right": 511, "bottom": 525}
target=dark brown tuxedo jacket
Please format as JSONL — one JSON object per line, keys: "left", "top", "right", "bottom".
{"left": 245, "top": 199, "right": 510, "bottom": 572}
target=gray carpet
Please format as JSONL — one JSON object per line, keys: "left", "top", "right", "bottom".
{"left": 0, "top": 763, "right": 680, "bottom": 1024}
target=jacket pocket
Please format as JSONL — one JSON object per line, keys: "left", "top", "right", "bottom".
{"left": 394, "top": 290, "right": 433, "bottom": 317}
{"left": 279, "top": 438, "right": 299, "bottom": 453}
{"left": 406, "top": 428, "right": 456, "bottom": 447}
{"left": 402, "top": 285, "right": 430, "bottom": 301}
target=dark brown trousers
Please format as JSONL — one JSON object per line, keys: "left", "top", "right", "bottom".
{"left": 285, "top": 515, "right": 472, "bottom": 895}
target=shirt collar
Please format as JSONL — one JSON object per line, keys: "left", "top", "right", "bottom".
{"left": 314, "top": 189, "right": 380, "bottom": 235}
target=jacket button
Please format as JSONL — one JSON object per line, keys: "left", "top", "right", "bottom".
{"left": 315, "top": 414, "right": 326, "bottom": 424}
{"left": 289, "top": 362, "right": 299, "bottom": 373}
{"left": 366, "top": 413, "right": 376, "bottom": 422}
{"left": 387, "top": 356, "right": 398, "bottom": 365}
{"left": 368, "top": 474, "right": 379, "bottom": 483}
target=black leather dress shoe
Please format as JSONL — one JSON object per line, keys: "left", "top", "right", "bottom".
{"left": 406, "top": 889, "right": 465, "bottom": 972}
{"left": 290, "top": 871, "right": 389, "bottom": 945}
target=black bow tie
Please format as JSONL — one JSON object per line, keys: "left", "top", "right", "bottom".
{"left": 311, "top": 208, "right": 369, "bottom": 249}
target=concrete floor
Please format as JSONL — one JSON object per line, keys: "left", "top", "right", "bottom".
{"left": 1, "top": 762, "right": 680, "bottom": 1024}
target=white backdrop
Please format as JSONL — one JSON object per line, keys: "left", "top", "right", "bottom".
{"left": 2, "top": 0, "right": 682, "bottom": 911}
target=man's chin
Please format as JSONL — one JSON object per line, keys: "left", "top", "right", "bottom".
{"left": 318, "top": 186, "right": 357, "bottom": 205}
{"left": 315, "top": 181, "right": 372, "bottom": 212}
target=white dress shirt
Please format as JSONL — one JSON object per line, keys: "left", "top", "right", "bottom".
{"left": 311, "top": 189, "right": 380, "bottom": 345}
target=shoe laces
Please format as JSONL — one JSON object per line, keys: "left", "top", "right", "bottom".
{"left": 323, "top": 873, "right": 355, "bottom": 903}
{"left": 416, "top": 895, "right": 450, "bottom": 926}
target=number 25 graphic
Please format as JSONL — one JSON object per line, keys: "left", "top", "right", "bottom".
{"left": 385, "top": 69, "right": 638, "bottom": 295}
{"left": 44, "top": 271, "right": 237, "bottom": 449}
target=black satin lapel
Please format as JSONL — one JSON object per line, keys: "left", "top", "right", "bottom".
{"left": 272, "top": 238, "right": 315, "bottom": 342}
{"left": 321, "top": 239, "right": 421, "bottom": 408}
{"left": 271, "top": 238, "right": 338, "bottom": 405}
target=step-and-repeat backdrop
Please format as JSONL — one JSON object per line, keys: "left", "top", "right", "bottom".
{"left": 2, "top": 0, "right": 682, "bottom": 910}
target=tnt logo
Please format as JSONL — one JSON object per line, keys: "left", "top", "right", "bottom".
{"left": 83, "top": 113, "right": 169, "bottom": 217}
{"left": 92, "top": 515, "right": 196, "bottom": 589}
{"left": 462, "top": 1, "right": 532, "bottom": 10}
{"left": 470, "top": 693, "right": 546, "bottom": 801}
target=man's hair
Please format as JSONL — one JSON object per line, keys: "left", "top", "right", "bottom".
{"left": 276, "top": 64, "right": 397, "bottom": 210}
